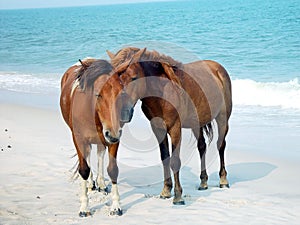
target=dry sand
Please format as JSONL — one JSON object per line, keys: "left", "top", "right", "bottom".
{"left": 0, "top": 103, "right": 299, "bottom": 224}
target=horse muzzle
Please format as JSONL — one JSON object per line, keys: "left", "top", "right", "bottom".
{"left": 120, "top": 107, "right": 134, "bottom": 123}
{"left": 104, "top": 130, "right": 121, "bottom": 144}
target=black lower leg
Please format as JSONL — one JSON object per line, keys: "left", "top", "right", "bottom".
{"left": 219, "top": 140, "right": 229, "bottom": 188}
{"left": 107, "top": 144, "right": 119, "bottom": 184}
{"left": 160, "top": 138, "right": 172, "bottom": 180}
{"left": 170, "top": 147, "right": 184, "bottom": 205}
{"left": 160, "top": 137, "right": 172, "bottom": 198}
{"left": 198, "top": 131, "right": 208, "bottom": 190}
{"left": 79, "top": 158, "right": 90, "bottom": 180}
{"left": 107, "top": 162, "right": 118, "bottom": 184}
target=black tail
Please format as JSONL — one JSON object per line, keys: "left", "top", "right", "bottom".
{"left": 202, "top": 122, "right": 213, "bottom": 144}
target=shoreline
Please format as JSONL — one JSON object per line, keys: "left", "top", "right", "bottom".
{"left": 0, "top": 89, "right": 60, "bottom": 110}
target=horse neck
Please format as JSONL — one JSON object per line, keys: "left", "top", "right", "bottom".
{"left": 76, "top": 87, "right": 97, "bottom": 113}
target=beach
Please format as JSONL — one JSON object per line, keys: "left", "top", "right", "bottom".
{"left": 1, "top": 0, "right": 300, "bottom": 224}
{"left": 0, "top": 95, "right": 299, "bottom": 224}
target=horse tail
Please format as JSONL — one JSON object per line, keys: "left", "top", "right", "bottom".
{"left": 202, "top": 122, "right": 213, "bottom": 144}
{"left": 69, "top": 153, "right": 79, "bottom": 181}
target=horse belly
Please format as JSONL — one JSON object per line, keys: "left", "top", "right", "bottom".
{"left": 183, "top": 81, "right": 223, "bottom": 125}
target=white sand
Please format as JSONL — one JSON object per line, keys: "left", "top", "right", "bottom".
{"left": 0, "top": 102, "right": 299, "bottom": 225}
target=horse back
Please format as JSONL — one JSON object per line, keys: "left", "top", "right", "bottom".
{"left": 202, "top": 60, "right": 232, "bottom": 93}
{"left": 182, "top": 60, "right": 232, "bottom": 122}
{"left": 60, "top": 65, "right": 81, "bottom": 128}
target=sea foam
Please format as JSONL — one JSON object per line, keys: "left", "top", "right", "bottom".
{"left": 232, "top": 78, "right": 300, "bottom": 109}
{"left": 0, "top": 71, "right": 60, "bottom": 94}
{"left": 1, "top": 71, "right": 300, "bottom": 110}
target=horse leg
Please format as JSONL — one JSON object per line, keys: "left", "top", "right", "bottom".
{"left": 193, "top": 128, "right": 208, "bottom": 190}
{"left": 169, "top": 123, "right": 184, "bottom": 205}
{"left": 96, "top": 144, "right": 108, "bottom": 193}
{"left": 72, "top": 135, "right": 92, "bottom": 217}
{"left": 216, "top": 112, "right": 230, "bottom": 188}
{"left": 159, "top": 137, "right": 173, "bottom": 199}
{"left": 150, "top": 119, "right": 172, "bottom": 199}
{"left": 79, "top": 176, "right": 91, "bottom": 217}
{"left": 107, "top": 143, "right": 122, "bottom": 216}
{"left": 86, "top": 154, "right": 95, "bottom": 191}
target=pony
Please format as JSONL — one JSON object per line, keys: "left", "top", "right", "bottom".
{"left": 60, "top": 58, "right": 135, "bottom": 216}
{"left": 107, "top": 47, "right": 232, "bottom": 205}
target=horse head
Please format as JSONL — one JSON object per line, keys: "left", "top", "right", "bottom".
{"left": 94, "top": 72, "right": 132, "bottom": 144}
{"left": 109, "top": 48, "right": 147, "bottom": 109}
{"left": 93, "top": 70, "right": 134, "bottom": 144}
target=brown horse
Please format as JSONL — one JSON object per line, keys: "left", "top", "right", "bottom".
{"left": 60, "top": 58, "right": 135, "bottom": 216}
{"left": 108, "top": 47, "right": 232, "bottom": 205}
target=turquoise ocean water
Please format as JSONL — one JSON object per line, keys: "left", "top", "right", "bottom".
{"left": 0, "top": 0, "right": 299, "bottom": 160}
{"left": 0, "top": 0, "right": 299, "bottom": 110}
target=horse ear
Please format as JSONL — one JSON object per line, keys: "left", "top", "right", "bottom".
{"left": 130, "top": 48, "right": 146, "bottom": 64}
{"left": 106, "top": 50, "right": 115, "bottom": 59}
{"left": 115, "top": 60, "right": 131, "bottom": 73}
{"left": 114, "top": 48, "right": 146, "bottom": 73}
{"left": 78, "top": 59, "right": 88, "bottom": 70}
{"left": 161, "top": 63, "right": 181, "bottom": 87}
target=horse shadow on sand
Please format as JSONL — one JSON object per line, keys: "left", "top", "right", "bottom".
{"left": 212, "top": 162, "right": 277, "bottom": 186}
{"left": 90, "top": 161, "right": 276, "bottom": 213}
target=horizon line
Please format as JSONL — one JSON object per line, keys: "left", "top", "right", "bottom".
{"left": 0, "top": 0, "right": 187, "bottom": 10}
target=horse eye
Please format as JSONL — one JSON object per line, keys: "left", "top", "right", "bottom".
{"left": 95, "top": 94, "right": 102, "bottom": 98}
{"left": 132, "top": 76, "right": 138, "bottom": 81}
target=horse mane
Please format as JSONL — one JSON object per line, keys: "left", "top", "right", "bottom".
{"left": 111, "top": 47, "right": 140, "bottom": 67}
{"left": 111, "top": 47, "right": 183, "bottom": 69}
{"left": 76, "top": 59, "right": 113, "bottom": 90}
{"left": 141, "top": 50, "right": 183, "bottom": 69}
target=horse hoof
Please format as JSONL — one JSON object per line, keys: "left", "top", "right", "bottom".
{"left": 110, "top": 208, "right": 123, "bottom": 216}
{"left": 220, "top": 184, "right": 230, "bottom": 188}
{"left": 173, "top": 200, "right": 185, "bottom": 205}
{"left": 91, "top": 182, "right": 97, "bottom": 191}
{"left": 98, "top": 187, "right": 109, "bottom": 194}
{"left": 198, "top": 186, "right": 208, "bottom": 191}
{"left": 79, "top": 211, "right": 91, "bottom": 217}
{"left": 160, "top": 194, "right": 171, "bottom": 199}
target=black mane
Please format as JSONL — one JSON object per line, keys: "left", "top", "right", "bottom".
{"left": 76, "top": 59, "right": 113, "bottom": 90}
